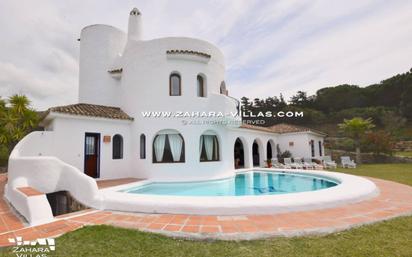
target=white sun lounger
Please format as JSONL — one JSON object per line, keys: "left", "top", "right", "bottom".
{"left": 303, "top": 157, "right": 322, "bottom": 169}
{"left": 271, "top": 158, "right": 285, "bottom": 168}
{"left": 294, "top": 157, "right": 312, "bottom": 169}
{"left": 322, "top": 156, "right": 337, "bottom": 169}
{"left": 284, "top": 158, "right": 302, "bottom": 169}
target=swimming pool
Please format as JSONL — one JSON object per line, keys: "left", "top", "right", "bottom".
{"left": 100, "top": 169, "right": 378, "bottom": 215}
{"left": 121, "top": 171, "right": 339, "bottom": 196}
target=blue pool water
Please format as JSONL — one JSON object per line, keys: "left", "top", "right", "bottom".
{"left": 121, "top": 171, "right": 339, "bottom": 196}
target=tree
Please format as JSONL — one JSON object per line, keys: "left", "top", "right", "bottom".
{"left": 240, "top": 97, "right": 252, "bottom": 112}
{"left": 338, "top": 117, "right": 375, "bottom": 165}
{"left": 278, "top": 94, "right": 287, "bottom": 109}
{"left": 400, "top": 84, "right": 412, "bottom": 120}
{"left": 381, "top": 110, "right": 406, "bottom": 134}
{"left": 0, "top": 95, "right": 39, "bottom": 160}
{"left": 253, "top": 98, "right": 264, "bottom": 108}
{"left": 361, "top": 130, "right": 394, "bottom": 155}
{"left": 315, "top": 85, "right": 367, "bottom": 113}
{"left": 289, "top": 91, "right": 315, "bottom": 108}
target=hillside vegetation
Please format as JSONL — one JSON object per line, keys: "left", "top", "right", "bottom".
{"left": 241, "top": 68, "right": 412, "bottom": 139}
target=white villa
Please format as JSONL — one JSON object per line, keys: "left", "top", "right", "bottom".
{"left": 5, "top": 8, "right": 326, "bottom": 225}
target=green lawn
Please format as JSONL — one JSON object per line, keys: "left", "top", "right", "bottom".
{"left": 334, "top": 163, "right": 412, "bottom": 186}
{"left": 395, "top": 151, "right": 412, "bottom": 158}
{"left": 2, "top": 164, "right": 412, "bottom": 257}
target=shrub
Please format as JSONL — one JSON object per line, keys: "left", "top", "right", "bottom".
{"left": 334, "top": 138, "right": 356, "bottom": 151}
{"left": 277, "top": 150, "right": 292, "bottom": 159}
{"left": 0, "top": 145, "right": 8, "bottom": 167}
{"left": 361, "top": 130, "right": 394, "bottom": 155}
{"left": 275, "top": 143, "right": 292, "bottom": 159}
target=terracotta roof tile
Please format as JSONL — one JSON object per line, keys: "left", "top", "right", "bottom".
{"left": 108, "top": 68, "right": 123, "bottom": 74}
{"left": 239, "top": 124, "right": 274, "bottom": 133}
{"left": 166, "top": 49, "right": 211, "bottom": 59}
{"left": 46, "top": 103, "right": 133, "bottom": 121}
{"left": 269, "top": 123, "right": 312, "bottom": 133}
{"left": 240, "top": 123, "right": 326, "bottom": 135}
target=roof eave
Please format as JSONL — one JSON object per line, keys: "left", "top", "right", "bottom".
{"left": 46, "top": 111, "right": 134, "bottom": 123}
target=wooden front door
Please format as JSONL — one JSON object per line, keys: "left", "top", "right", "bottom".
{"left": 84, "top": 133, "right": 100, "bottom": 178}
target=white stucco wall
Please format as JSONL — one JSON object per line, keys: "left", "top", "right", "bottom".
{"left": 276, "top": 132, "right": 325, "bottom": 159}
{"left": 45, "top": 113, "right": 133, "bottom": 179}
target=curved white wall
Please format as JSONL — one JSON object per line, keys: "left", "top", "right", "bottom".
{"left": 6, "top": 131, "right": 103, "bottom": 225}
{"left": 78, "top": 25, "right": 127, "bottom": 106}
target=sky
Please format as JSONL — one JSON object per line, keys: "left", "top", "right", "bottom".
{"left": 1, "top": 0, "right": 412, "bottom": 110}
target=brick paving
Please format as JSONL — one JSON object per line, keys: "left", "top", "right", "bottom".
{"left": 1, "top": 174, "right": 412, "bottom": 246}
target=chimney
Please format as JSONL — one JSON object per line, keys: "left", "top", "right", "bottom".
{"left": 128, "top": 8, "right": 142, "bottom": 41}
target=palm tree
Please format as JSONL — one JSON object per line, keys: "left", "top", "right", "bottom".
{"left": 0, "top": 94, "right": 39, "bottom": 157}
{"left": 338, "top": 117, "right": 375, "bottom": 165}
{"left": 9, "top": 94, "right": 30, "bottom": 115}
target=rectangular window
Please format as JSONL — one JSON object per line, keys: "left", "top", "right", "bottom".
{"left": 310, "top": 140, "right": 315, "bottom": 157}
{"left": 85, "top": 137, "right": 95, "bottom": 155}
{"left": 319, "top": 141, "right": 323, "bottom": 156}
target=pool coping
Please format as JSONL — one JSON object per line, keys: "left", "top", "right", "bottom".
{"left": 99, "top": 169, "right": 379, "bottom": 215}
{"left": 1, "top": 176, "right": 412, "bottom": 245}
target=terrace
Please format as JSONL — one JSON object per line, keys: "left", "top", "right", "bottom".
{"left": 1, "top": 164, "right": 412, "bottom": 250}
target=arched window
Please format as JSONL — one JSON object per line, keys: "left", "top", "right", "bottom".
{"left": 197, "top": 75, "right": 205, "bottom": 97}
{"left": 234, "top": 138, "right": 245, "bottom": 169}
{"left": 169, "top": 73, "right": 181, "bottom": 96}
{"left": 112, "top": 134, "right": 123, "bottom": 159}
{"left": 252, "top": 140, "right": 260, "bottom": 167}
{"left": 220, "top": 81, "right": 227, "bottom": 95}
{"left": 140, "top": 134, "right": 146, "bottom": 159}
{"left": 199, "top": 133, "right": 219, "bottom": 161}
{"left": 266, "top": 141, "right": 273, "bottom": 159}
{"left": 153, "top": 131, "right": 185, "bottom": 163}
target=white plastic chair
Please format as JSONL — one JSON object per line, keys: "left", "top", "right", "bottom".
{"left": 341, "top": 156, "right": 356, "bottom": 168}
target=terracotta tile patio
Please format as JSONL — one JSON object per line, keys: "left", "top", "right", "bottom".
{"left": 96, "top": 178, "right": 143, "bottom": 189}
{"left": 17, "top": 186, "right": 44, "bottom": 196}
{"left": 1, "top": 174, "right": 412, "bottom": 246}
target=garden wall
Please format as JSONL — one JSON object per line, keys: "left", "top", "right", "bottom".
{"left": 326, "top": 149, "right": 412, "bottom": 164}
{"left": 394, "top": 141, "right": 412, "bottom": 151}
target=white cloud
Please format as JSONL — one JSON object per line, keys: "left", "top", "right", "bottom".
{"left": 233, "top": 0, "right": 412, "bottom": 100}
{"left": 0, "top": 61, "right": 77, "bottom": 107}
